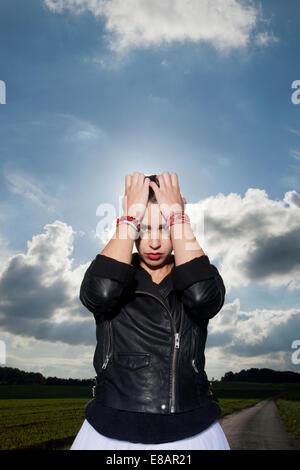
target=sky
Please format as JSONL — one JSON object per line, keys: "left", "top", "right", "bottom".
{"left": 0, "top": 0, "right": 300, "bottom": 381}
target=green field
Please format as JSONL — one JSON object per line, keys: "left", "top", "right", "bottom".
{"left": 0, "top": 397, "right": 88, "bottom": 450}
{"left": 0, "top": 382, "right": 299, "bottom": 450}
{"left": 218, "top": 398, "right": 261, "bottom": 417}
{"left": 276, "top": 400, "right": 300, "bottom": 439}
{"left": 275, "top": 386, "right": 300, "bottom": 440}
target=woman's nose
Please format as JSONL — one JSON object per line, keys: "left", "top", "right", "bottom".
{"left": 149, "top": 235, "right": 161, "bottom": 248}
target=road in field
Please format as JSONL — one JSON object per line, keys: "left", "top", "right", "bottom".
{"left": 219, "top": 398, "right": 300, "bottom": 450}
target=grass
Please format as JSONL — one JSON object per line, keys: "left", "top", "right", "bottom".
{"left": 276, "top": 400, "right": 300, "bottom": 439}
{"left": 275, "top": 387, "right": 300, "bottom": 440}
{"left": 217, "top": 398, "right": 261, "bottom": 417}
{"left": 0, "top": 397, "right": 89, "bottom": 450}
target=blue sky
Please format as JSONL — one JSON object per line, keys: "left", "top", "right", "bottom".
{"left": 0, "top": 0, "right": 300, "bottom": 381}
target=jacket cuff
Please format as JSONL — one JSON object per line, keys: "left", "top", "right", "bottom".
{"left": 89, "top": 254, "right": 137, "bottom": 286}
{"left": 171, "top": 255, "right": 216, "bottom": 291}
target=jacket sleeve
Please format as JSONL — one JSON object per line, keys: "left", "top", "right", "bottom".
{"left": 170, "top": 255, "right": 226, "bottom": 320}
{"left": 80, "top": 254, "right": 137, "bottom": 319}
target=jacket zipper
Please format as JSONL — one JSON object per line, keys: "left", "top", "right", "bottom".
{"left": 134, "top": 289, "right": 184, "bottom": 413}
{"left": 192, "top": 358, "right": 199, "bottom": 373}
{"left": 102, "top": 320, "right": 111, "bottom": 370}
{"left": 191, "top": 327, "right": 199, "bottom": 373}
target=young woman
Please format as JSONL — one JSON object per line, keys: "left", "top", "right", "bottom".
{"left": 70, "top": 171, "right": 230, "bottom": 450}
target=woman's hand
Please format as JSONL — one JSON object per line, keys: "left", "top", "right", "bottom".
{"left": 149, "top": 171, "right": 186, "bottom": 222}
{"left": 122, "top": 172, "right": 150, "bottom": 222}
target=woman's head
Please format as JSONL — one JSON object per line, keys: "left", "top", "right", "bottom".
{"left": 134, "top": 174, "right": 173, "bottom": 268}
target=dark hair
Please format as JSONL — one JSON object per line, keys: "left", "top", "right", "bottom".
{"left": 145, "top": 174, "right": 160, "bottom": 203}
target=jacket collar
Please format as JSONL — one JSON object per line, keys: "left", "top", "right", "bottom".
{"left": 131, "top": 252, "right": 175, "bottom": 299}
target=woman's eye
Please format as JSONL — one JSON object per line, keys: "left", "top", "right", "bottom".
{"left": 139, "top": 225, "right": 170, "bottom": 235}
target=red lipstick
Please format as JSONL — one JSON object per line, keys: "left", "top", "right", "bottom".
{"left": 147, "top": 253, "right": 162, "bottom": 260}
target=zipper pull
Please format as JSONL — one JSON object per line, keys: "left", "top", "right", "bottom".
{"left": 192, "top": 359, "right": 199, "bottom": 373}
{"left": 174, "top": 333, "right": 180, "bottom": 349}
{"left": 102, "top": 354, "right": 109, "bottom": 369}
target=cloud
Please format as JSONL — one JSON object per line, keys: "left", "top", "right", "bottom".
{"left": 254, "top": 31, "right": 279, "bottom": 47}
{"left": 290, "top": 149, "right": 300, "bottom": 162}
{"left": 287, "top": 127, "right": 300, "bottom": 138}
{"left": 3, "top": 167, "right": 57, "bottom": 212}
{"left": 280, "top": 174, "right": 300, "bottom": 191}
{"left": 285, "top": 190, "right": 300, "bottom": 208}
{"left": 193, "top": 188, "right": 300, "bottom": 292}
{"left": 207, "top": 298, "right": 300, "bottom": 363}
{"left": 0, "top": 220, "right": 94, "bottom": 345}
{"left": 44, "top": 0, "right": 276, "bottom": 54}
{"left": 2, "top": 330, "right": 95, "bottom": 379}
{"left": 56, "top": 113, "right": 107, "bottom": 142}
{"left": 288, "top": 149, "right": 300, "bottom": 173}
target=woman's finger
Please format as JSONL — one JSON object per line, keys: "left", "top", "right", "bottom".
{"left": 132, "top": 171, "right": 139, "bottom": 187}
{"left": 149, "top": 180, "right": 159, "bottom": 196}
{"left": 137, "top": 172, "right": 144, "bottom": 185}
{"left": 171, "top": 172, "right": 179, "bottom": 188}
{"left": 125, "top": 174, "right": 131, "bottom": 192}
{"left": 161, "top": 171, "right": 172, "bottom": 189}
{"left": 157, "top": 174, "right": 166, "bottom": 190}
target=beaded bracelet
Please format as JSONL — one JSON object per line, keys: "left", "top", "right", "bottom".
{"left": 116, "top": 215, "right": 141, "bottom": 233}
{"left": 166, "top": 211, "right": 190, "bottom": 229}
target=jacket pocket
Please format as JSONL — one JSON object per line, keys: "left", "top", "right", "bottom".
{"left": 115, "top": 352, "right": 151, "bottom": 371}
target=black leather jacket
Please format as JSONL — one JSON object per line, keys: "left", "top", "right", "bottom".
{"left": 80, "top": 252, "right": 226, "bottom": 415}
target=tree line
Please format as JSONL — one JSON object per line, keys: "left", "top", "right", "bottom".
{"left": 221, "top": 367, "right": 300, "bottom": 383}
{"left": 0, "top": 366, "right": 93, "bottom": 386}
{"left": 1, "top": 365, "right": 299, "bottom": 385}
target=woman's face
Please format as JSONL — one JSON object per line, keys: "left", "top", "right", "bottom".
{"left": 135, "top": 203, "right": 173, "bottom": 265}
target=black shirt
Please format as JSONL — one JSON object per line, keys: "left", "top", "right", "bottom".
{"left": 85, "top": 270, "right": 222, "bottom": 444}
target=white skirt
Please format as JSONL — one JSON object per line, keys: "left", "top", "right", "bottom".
{"left": 70, "top": 418, "right": 230, "bottom": 450}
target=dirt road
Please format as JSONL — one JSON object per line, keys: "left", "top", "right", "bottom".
{"left": 219, "top": 398, "right": 300, "bottom": 450}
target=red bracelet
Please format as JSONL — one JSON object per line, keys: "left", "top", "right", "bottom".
{"left": 167, "top": 211, "right": 190, "bottom": 229}
{"left": 116, "top": 215, "right": 141, "bottom": 232}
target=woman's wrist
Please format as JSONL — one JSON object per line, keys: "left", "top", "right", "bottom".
{"left": 166, "top": 211, "right": 190, "bottom": 229}
{"left": 116, "top": 215, "right": 141, "bottom": 240}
